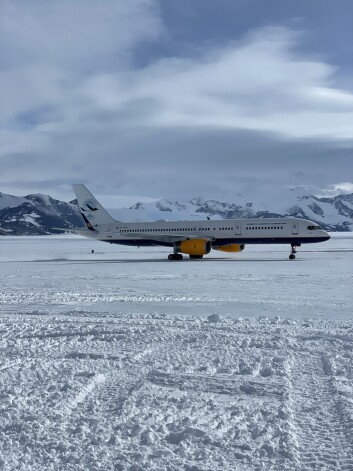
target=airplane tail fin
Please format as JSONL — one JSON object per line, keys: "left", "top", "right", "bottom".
{"left": 72, "top": 184, "right": 117, "bottom": 227}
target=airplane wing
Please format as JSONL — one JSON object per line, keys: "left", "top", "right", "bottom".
{"left": 123, "top": 232, "right": 214, "bottom": 244}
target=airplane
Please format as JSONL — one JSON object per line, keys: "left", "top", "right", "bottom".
{"left": 70, "top": 184, "right": 331, "bottom": 261}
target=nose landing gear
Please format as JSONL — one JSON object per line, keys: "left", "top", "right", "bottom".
{"left": 289, "top": 244, "right": 297, "bottom": 260}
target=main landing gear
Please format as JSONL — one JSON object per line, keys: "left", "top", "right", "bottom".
{"left": 167, "top": 253, "right": 204, "bottom": 260}
{"left": 168, "top": 253, "right": 183, "bottom": 260}
{"left": 289, "top": 244, "right": 297, "bottom": 260}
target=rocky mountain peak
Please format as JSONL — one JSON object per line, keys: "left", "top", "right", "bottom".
{"left": 1, "top": 190, "right": 352, "bottom": 235}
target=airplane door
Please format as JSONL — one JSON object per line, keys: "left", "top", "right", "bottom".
{"left": 235, "top": 223, "right": 242, "bottom": 235}
{"left": 292, "top": 222, "right": 298, "bottom": 235}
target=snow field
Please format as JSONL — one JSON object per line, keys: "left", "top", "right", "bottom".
{"left": 0, "top": 313, "right": 353, "bottom": 470}
{"left": 0, "top": 235, "right": 352, "bottom": 470}
{"left": 0, "top": 234, "right": 352, "bottom": 320}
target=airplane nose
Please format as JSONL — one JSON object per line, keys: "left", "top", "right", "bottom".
{"left": 323, "top": 231, "right": 331, "bottom": 241}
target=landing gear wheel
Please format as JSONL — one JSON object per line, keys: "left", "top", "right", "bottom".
{"left": 289, "top": 244, "right": 298, "bottom": 260}
{"left": 168, "top": 253, "right": 183, "bottom": 260}
{"left": 189, "top": 254, "right": 203, "bottom": 259}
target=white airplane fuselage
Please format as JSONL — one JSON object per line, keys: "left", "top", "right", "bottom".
{"left": 72, "top": 185, "right": 330, "bottom": 260}
{"left": 84, "top": 218, "right": 329, "bottom": 247}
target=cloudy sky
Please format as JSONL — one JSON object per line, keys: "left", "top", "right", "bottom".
{"left": 1, "top": 0, "right": 353, "bottom": 206}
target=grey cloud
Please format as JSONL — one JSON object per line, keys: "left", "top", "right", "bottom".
{"left": 1, "top": 0, "right": 162, "bottom": 70}
{"left": 2, "top": 125, "right": 351, "bottom": 203}
{"left": 1, "top": 1, "right": 352, "bottom": 204}
{"left": 158, "top": 1, "right": 353, "bottom": 76}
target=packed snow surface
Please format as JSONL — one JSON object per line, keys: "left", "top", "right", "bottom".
{"left": 0, "top": 235, "right": 352, "bottom": 470}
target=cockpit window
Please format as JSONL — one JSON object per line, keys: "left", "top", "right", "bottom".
{"left": 307, "top": 225, "right": 321, "bottom": 230}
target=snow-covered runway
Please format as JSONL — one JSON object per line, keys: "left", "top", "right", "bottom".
{"left": 0, "top": 235, "right": 352, "bottom": 470}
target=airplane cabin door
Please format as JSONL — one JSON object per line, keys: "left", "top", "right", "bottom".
{"left": 292, "top": 222, "right": 298, "bottom": 235}
{"left": 235, "top": 223, "right": 242, "bottom": 235}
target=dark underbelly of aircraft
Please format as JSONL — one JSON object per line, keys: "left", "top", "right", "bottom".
{"left": 101, "top": 236, "right": 329, "bottom": 247}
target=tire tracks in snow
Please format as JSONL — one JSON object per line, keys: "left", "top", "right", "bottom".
{"left": 86, "top": 345, "right": 162, "bottom": 426}
{"left": 287, "top": 348, "right": 353, "bottom": 470}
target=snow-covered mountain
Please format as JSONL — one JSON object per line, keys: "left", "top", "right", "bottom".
{"left": 0, "top": 192, "right": 83, "bottom": 235}
{"left": 0, "top": 189, "right": 352, "bottom": 235}
{"left": 118, "top": 192, "right": 353, "bottom": 232}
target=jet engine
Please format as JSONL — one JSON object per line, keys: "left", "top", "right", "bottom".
{"left": 175, "top": 239, "right": 211, "bottom": 256}
{"left": 213, "top": 244, "right": 245, "bottom": 252}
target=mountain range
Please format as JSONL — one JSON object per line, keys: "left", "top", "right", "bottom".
{"left": 0, "top": 193, "right": 83, "bottom": 235}
{"left": 0, "top": 190, "right": 352, "bottom": 235}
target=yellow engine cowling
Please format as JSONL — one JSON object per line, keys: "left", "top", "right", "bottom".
{"left": 176, "top": 239, "right": 211, "bottom": 256}
{"left": 213, "top": 244, "right": 245, "bottom": 253}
